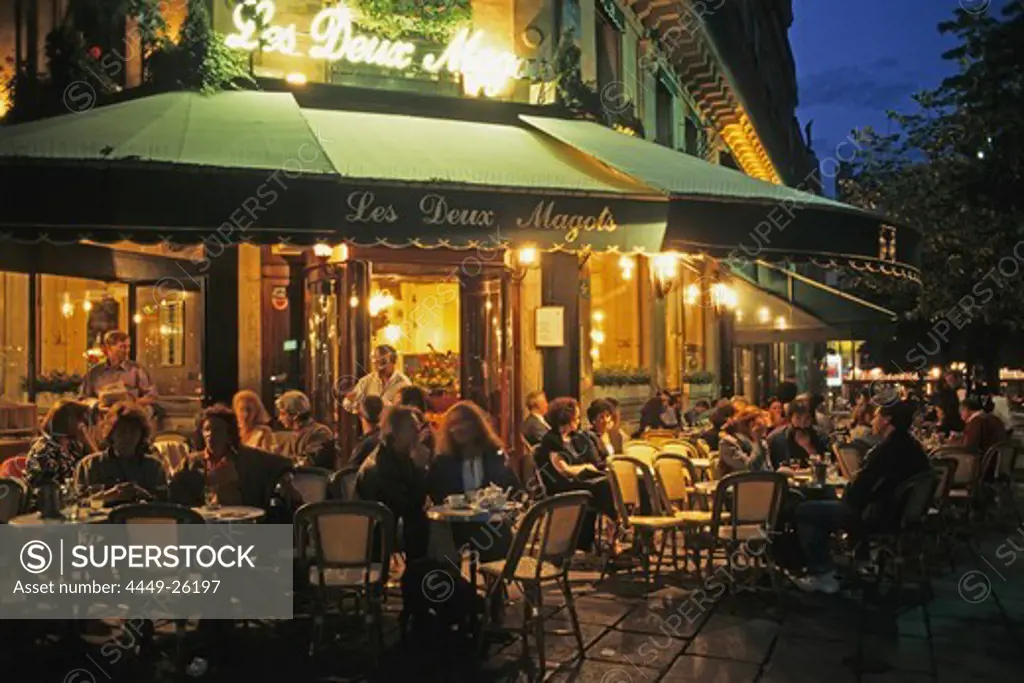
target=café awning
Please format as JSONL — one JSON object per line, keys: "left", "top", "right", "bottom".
{"left": 519, "top": 115, "right": 921, "bottom": 281}
{"left": 0, "top": 91, "right": 667, "bottom": 252}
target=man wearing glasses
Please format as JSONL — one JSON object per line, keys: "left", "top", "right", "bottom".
{"left": 342, "top": 345, "right": 411, "bottom": 414}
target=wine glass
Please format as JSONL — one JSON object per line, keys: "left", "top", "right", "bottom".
{"left": 204, "top": 484, "right": 220, "bottom": 510}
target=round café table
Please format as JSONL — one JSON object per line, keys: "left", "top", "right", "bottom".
{"left": 9, "top": 505, "right": 265, "bottom": 525}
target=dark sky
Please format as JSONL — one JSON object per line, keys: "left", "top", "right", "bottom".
{"left": 788, "top": 0, "right": 1005, "bottom": 195}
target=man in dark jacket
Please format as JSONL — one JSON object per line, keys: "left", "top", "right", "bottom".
{"left": 778, "top": 374, "right": 799, "bottom": 405}
{"left": 766, "top": 400, "right": 830, "bottom": 469}
{"left": 521, "top": 390, "right": 550, "bottom": 447}
{"left": 793, "top": 400, "right": 930, "bottom": 594}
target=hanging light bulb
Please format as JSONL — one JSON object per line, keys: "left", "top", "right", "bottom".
{"left": 592, "top": 310, "right": 605, "bottom": 323}
{"left": 82, "top": 300, "right": 93, "bottom": 312}
{"left": 684, "top": 283, "right": 700, "bottom": 306}
{"left": 758, "top": 307, "right": 771, "bottom": 324}
{"left": 618, "top": 255, "right": 635, "bottom": 280}
{"left": 61, "top": 294, "right": 74, "bottom": 319}
{"left": 132, "top": 313, "right": 143, "bottom": 324}
{"left": 590, "top": 330, "right": 606, "bottom": 345}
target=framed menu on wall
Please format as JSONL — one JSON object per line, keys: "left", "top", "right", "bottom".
{"left": 535, "top": 307, "right": 565, "bottom": 347}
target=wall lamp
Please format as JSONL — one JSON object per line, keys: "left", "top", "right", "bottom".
{"left": 652, "top": 252, "right": 680, "bottom": 298}
{"left": 510, "top": 244, "right": 539, "bottom": 281}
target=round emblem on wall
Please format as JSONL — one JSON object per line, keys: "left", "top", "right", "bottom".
{"left": 271, "top": 286, "right": 289, "bottom": 311}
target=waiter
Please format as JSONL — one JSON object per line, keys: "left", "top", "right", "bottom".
{"left": 80, "top": 330, "right": 157, "bottom": 407}
{"left": 342, "top": 345, "right": 411, "bottom": 413}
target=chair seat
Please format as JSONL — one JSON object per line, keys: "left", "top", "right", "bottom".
{"left": 308, "top": 564, "right": 383, "bottom": 587}
{"left": 671, "top": 509, "right": 715, "bottom": 524}
{"left": 949, "top": 488, "right": 970, "bottom": 499}
{"left": 480, "top": 556, "right": 561, "bottom": 581}
{"left": 628, "top": 515, "right": 682, "bottom": 529}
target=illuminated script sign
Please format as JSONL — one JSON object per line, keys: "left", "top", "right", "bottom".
{"left": 225, "top": 1, "right": 523, "bottom": 96}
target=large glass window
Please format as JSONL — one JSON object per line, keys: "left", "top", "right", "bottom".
{"left": 589, "top": 253, "right": 640, "bottom": 370}
{"left": 665, "top": 265, "right": 707, "bottom": 389}
{"left": 596, "top": 9, "right": 622, "bottom": 95}
{"left": 0, "top": 272, "right": 29, "bottom": 403}
{"left": 135, "top": 287, "right": 204, "bottom": 398}
{"left": 655, "top": 80, "right": 674, "bottom": 147}
{"left": 370, "top": 270, "right": 461, "bottom": 409}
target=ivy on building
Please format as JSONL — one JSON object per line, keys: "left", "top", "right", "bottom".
{"left": 552, "top": 31, "right": 645, "bottom": 138}
{"left": 351, "top": 0, "right": 473, "bottom": 43}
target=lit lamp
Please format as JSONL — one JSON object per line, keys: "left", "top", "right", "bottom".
{"left": 683, "top": 283, "right": 700, "bottom": 306}
{"left": 710, "top": 282, "right": 737, "bottom": 312}
{"left": 618, "top": 255, "right": 635, "bottom": 280}
{"left": 757, "top": 306, "right": 771, "bottom": 324}
{"left": 510, "top": 245, "right": 539, "bottom": 281}
{"left": 652, "top": 252, "right": 679, "bottom": 298}
{"left": 313, "top": 242, "right": 333, "bottom": 259}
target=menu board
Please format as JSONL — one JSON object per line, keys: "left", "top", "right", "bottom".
{"left": 826, "top": 354, "right": 843, "bottom": 388}
{"left": 535, "top": 307, "right": 565, "bottom": 347}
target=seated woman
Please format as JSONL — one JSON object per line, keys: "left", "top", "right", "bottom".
{"left": 582, "top": 398, "right": 617, "bottom": 465}
{"left": 169, "top": 405, "right": 294, "bottom": 509}
{"left": 349, "top": 395, "right": 385, "bottom": 469}
{"left": 398, "top": 385, "right": 437, "bottom": 462}
{"left": 426, "top": 401, "right": 520, "bottom": 504}
{"left": 25, "top": 399, "right": 95, "bottom": 488}
{"left": 75, "top": 402, "right": 168, "bottom": 504}
{"left": 604, "top": 397, "right": 631, "bottom": 455}
{"left": 274, "top": 390, "right": 336, "bottom": 468}
{"left": 534, "top": 397, "right": 617, "bottom": 551}
{"left": 766, "top": 398, "right": 786, "bottom": 431}
{"left": 233, "top": 390, "right": 277, "bottom": 452}
{"left": 715, "top": 407, "right": 771, "bottom": 479}
{"left": 356, "top": 406, "right": 430, "bottom": 560}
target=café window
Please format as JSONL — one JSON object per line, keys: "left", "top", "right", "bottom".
{"left": 666, "top": 266, "right": 707, "bottom": 388}
{"left": 370, "top": 270, "right": 461, "bottom": 409}
{"left": 595, "top": 9, "right": 622, "bottom": 95}
{"left": 589, "top": 253, "right": 641, "bottom": 369}
{"left": 158, "top": 299, "right": 185, "bottom": 367}
{"left": 135, "top": 286, "right": 204, "bottom": 398}
{"left": 0, "top": 272, "right": 29, "bottom": 402}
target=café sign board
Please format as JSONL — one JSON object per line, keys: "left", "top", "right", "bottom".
{"left": 225, "top": 0, "right": 523, "bottom": 96}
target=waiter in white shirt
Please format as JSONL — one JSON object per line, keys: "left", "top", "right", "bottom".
{"left": 342, "top": 345, "right": 412, "bottom": 414}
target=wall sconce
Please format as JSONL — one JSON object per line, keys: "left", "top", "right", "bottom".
{"left": 757, "top": 306, "right": 771, "bottom": 324}
{"left": 710, "top": 282, "right": 737, "bottom": 312}
{"left": 652, "top": 252, "right": 679, "bottom": 298}
{"left": 313, "top": 242, "right": 333, "bottom": 259}
{"left": 618, "top": 255, "right": 635, "bottom": 280}
{"left": 510, "top": 244, "right": 539, "bottom": 281}
{"left": 774, "top": 315, "right": 787, "bottom": 330}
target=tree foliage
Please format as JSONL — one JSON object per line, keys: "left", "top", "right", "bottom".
{"left": 839, "top": 1, "right": 1024, "bottom": 385}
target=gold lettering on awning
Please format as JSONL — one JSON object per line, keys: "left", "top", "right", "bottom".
{"left": 516, "top": 201, "right": 618, "bottom": 243}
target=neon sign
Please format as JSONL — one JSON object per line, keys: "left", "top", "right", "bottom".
{"left": 225, "top": 1, "right": 522, "bottom": 97}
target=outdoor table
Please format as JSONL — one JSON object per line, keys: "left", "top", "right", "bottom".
{"left": 426, "top": 502, "right": 520, "bottom": 633}
{"left": 690, "top": 458, "right": 712, "bottom": 481}
{"left": 9, "top": 504, "right": 265, "bottom": 525}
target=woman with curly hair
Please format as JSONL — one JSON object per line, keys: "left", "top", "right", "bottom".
{"left": 25, "top": 399, "right": 95, "bottom": 488}
{"left": 74, "top": 402, "right": 167, "bottom": 504}
{"left": 426, "top": 400, "right": 519, "bottom": 503}
{"left": 232, "top": 389, "right": 277, "bottom": 452}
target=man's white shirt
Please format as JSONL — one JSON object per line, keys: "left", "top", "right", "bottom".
{"left": 343, "top": 370, "right": 412, "bottom": 412}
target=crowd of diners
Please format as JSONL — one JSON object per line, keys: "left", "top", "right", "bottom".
{"left": 9, "top": 341, "right": 1016, "bottom": 599}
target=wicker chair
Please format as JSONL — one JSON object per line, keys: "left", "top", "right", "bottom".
{"left": 479, "top": 491, "right": 592, "bottom": 673}
{"left": 0, "top": 477, "right": 28, "bottom": 522}
{"left": 652, "top": 454, "right": 716, "bottom": 572}
{"left": 291, "top": 466, "right": 333, "bottom": 505}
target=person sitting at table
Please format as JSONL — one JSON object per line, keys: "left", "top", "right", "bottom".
{"left": 75, "top": 402, "right": 168, "bottom": 504}
{"left": 274, "top": 390, "right": 336, "bottom": 468}
{"left": 700, "top": 403, "right": 735, "bottom": 451}
{"left": 603, "top": 396, "right": 631, "bottom": 455}
{"left": 684, "top": 399, "right": 712, "bottom": 428}
{"left": 634, "top": 392, "right": 676, "bottom": 437}
{"left": 521, "top": 390, "right": 550, "bottom": 448}
{"left": 169, "top": 405, "right": 295, "bottom": 509}
{"left": 534, "top": 397, "right": 617, "bottom": 552}
{"left": 767, "top": 399, "right": 830, "bottom": 469}
{"left": 715, "top": 407, "right": 771, "bottom": 479}
{"left": 356, "top": 406, "right": 430, "bottom": 560}
{"left": 957, "top": 395, "right": 1007, "bottom": 455}
{"left": 233, "top": 389, "right": 277, "bottom": 452}
{"left": 766, "top": 397, "right": 786, "bottom": 431}
{"left": 397, "top": 385, "right": 430, "bottom": 413}
{"left": 397, "top": 385, "right": 437, "bottom": 461}
{"left": 349, "top": 395, "right": 384, "bottom": 469}
{"left": 426, "top": 401, "right": 520, "bottom": 504}
{"left": 849, "top": 401, "right": 880, "bottom": 446}
{"left": 25, "top": 399, "right": 96, "bottom": 488}
{"left": 581, "top": 398, "right": 617, "bottom": 464}
{"left": 793, "top": 400, "right": 930, "bottom": 594}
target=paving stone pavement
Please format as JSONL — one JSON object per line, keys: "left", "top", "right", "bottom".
{"left": 5, "top": 518, "right": 1024, "bottom": 682}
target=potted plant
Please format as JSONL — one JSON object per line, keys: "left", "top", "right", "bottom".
{"left": 410, "top": 348, "right": 460, "bottom": 413}
{"left": 682, "top": 371, "right": 717, "bottom": 400}
{"left": 594, "top": 365, "right": 652, "bottom": 401}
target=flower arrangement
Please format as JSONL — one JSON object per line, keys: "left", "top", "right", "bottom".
{"left": 594, "top": 365, "right": 652, "bottom": 387}
{"left": 411, "top": 347, "right": 460, "bottom": 393}
{"left": 682, "top": 371, "right": 716, "bottom": 386}
{"left": 23, "top": 372, "right": 84, "bottom": 394}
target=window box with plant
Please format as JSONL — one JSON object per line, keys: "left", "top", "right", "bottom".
{"left": 682, "top": 371, "right": 717, "bottom": 400}
{"left": 593, "top": 365, "right": 651, "bottom": 401}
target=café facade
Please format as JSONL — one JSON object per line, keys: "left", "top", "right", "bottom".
{"left": 0, "top": 0, "right": 920, "bottom": 458}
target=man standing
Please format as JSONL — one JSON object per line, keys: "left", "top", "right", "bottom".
{"left": 80, "top": 331, "right": 157, "bottom": 406}
{"left": 342, "top": 345, "right": 411, "bottom": 414}
{"left": 521, "top": 390, "right": 550, "bottom": 447}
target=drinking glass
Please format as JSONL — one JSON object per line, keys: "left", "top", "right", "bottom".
{"left": 88, "top": 486, "right": 105, "bottom": 512}
{"left": 204, "top": 485, "right": 220, "bottom": 509}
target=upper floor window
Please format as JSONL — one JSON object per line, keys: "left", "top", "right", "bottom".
{"left": 655, "top": 80, "right": 673, "bottom": 148}
{"left": 595, "top": 9, "right": 622, "bottom": 94}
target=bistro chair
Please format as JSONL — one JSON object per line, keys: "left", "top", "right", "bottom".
{"left": 833, "top": 442, "right": 864, "bottom": 482}
{"left": 478, "top": 491, "right": 591, "bottom": 673}
{"left": 660, "top": 439, "right": 701, "bottom": 460}
{"left": 623, "top": 440, "right": 658, "bottom": 465}
{"left": 605, "top": 456, "right": 686, "bottom": 585}
{"left": 153, "top": 440, "right": 190, "bottom": 473}
{"left": 652, "top": 454, "right": 717, "bottom": 572}
{"left": 981, "top": 441, "right": 1022, "bottom": 527}
{"left": 691, "top": 471, "right": 788, "bottom": 595}
{"left": 291, "top": 466, "right": 333, "bottom": 505}
{"left": 106, "top": 502, "right": 205, "bottom": 664}
{"left": 0, "top": 477, "right": 28, "bottom": 522}
{"left": 328, "top": 466, "right": 360, "bottom": 501}
{"left": 928, "top": 457, "right": 959, "bottom": 572}
{"left": 642, "top": 429, "right": 678, "bottom": 448}
{"left": 293, "top": 500, "right": 394, "bottom": 664}
{"left": 856, "top": 469, "right": 939, "bottom": 603}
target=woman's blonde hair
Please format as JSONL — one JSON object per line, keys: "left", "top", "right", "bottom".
{"left": 233, "top": 390, "right": 271, "bottom": 429}
{"left": 725, "top": 406, "right": 766, "bottom": 434}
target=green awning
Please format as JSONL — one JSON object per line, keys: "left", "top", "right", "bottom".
{"left": 0, "top": 91, "right": 667, "bottom": 251}
{"left": 731, "top": 261, "right": 896, "bottom": 344}
{"left": 519, "top": 115, "right": 921, "bottom": 279}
